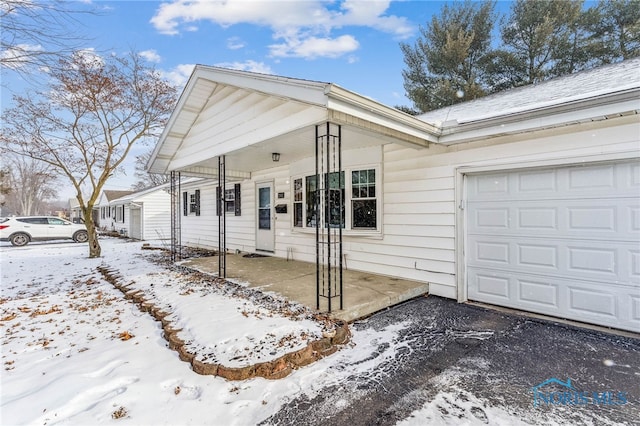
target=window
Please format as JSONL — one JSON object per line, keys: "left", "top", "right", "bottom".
{"left": 224, "top": 189, "right": 235, "bottom": 213}
{"left": 184, "top": 190, "right": 201, "bottom": 216}
{"left": 116, "top": 205, "right": 124, "bottom": 223}
{"left": 216, "top": 184, "right": 241, "bottom": 216}
{"left": 18, "top": 217, "right": 48, "bottom": 224}
{"left": 293, "top": 178, "right": 303, "bottom": 227}
{"left": 293, "top": 167, "right": 378, "bottom": 232}
{"left": 189, "top": 194, "right": 197, "bottom": 213}
{"left": 351, "top": 169, "right": 376, "bottom": 229}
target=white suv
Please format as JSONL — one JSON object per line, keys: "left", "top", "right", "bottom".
{"left": 0, "top": 216, "right": 89, "bottom": 247}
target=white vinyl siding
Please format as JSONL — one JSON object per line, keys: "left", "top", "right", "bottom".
{"left": 175, "top": 119, "right": 638, "bottom": 324}
{"left": 180, "top": 179, "right": 255, "bottom": 252}
{"left": 381, "top": 120, "right": 639, "bottom": 299}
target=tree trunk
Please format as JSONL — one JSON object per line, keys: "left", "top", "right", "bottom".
{"left": 83, "top": 209, "right": 101, "bottom": 258}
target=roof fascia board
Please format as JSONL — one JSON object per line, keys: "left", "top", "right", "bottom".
{"left": 437, "top": 89, "right": 640, "bottom": 145}
{"left": 195, "top": 66, "right": 329, "bottom": 106}
{"left": 327, "top": 85, "right": 439, "bottom": 146}
{"left": 147, "top": 66, "right": 206, "bottom": 173}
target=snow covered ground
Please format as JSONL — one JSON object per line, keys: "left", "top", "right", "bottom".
{"left": 0, "top": 238, "right": 408, "bottom": 425}
{"left": 2, "top": 238, "right": 629, "bottom": 425}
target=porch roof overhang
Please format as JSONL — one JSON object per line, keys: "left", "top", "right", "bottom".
{"left": 148, "top": 65, "right": 438, "bottom": 178}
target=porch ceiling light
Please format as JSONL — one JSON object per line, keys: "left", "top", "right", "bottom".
{"left": 272, "top": 152, "right": 280, "bottom": 162}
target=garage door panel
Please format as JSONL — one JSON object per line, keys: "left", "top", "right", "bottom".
{"left": 466, "top": 160, "right": 640, "bottom": 332}
{"left": 632, "top": 296, "right": 640, "bottom": 322}
{"left": 474, "top": 273, "right": 511, "bottom": 300}
{"left": 469, "top": 237, "right": 637, "bottom": 283}
{"left": 469, "top": 268, "right": 639, "bottom": 330}
{"left": 519, "top": 279, "right": 559, "bottom": 308}
{"left": 467, "top": 163, "right": 639, "bottom": 202}
{"left": 631, "top": 251, "right": 640, "bottom": 278}
{"left": 468, "top": 199, "right": 640, "bottom": 240}
{"left": 568, "top": 286, "right": 617, "bottom": 318}
{"left": 518, "top": 169, "right": 558, "bottom": 192}
{"left": 631, "top": 207, "right": 640, "bottom": 231}
{"left": 568, "top": 164, "right": 615, "bottom": 190}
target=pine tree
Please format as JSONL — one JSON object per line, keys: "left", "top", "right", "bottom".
{"left": 400, "top": 0, "right": 496, "bottom": 112}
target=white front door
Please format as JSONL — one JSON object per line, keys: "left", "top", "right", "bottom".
{"left": 256, "top": 181, "right": 275, "bottom": 252}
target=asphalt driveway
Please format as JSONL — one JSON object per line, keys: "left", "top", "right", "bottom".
{"left": 263, "top": 296, "right": 640, "bottom": 425}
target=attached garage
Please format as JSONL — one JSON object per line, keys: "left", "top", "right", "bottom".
{"left": 465, "top": 160, "right": 640, "bottom": 332}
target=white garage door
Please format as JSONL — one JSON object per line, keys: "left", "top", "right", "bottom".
{"left": 130, "top": 208, "right": 142, "bottom": 240}
{"left": 466, "top": 160, "right": 640, "bottom": 332}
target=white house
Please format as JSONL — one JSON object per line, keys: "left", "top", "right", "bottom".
{"left": 104, "top": 185, "right": 172, "bottom": 240}
{"left": 68, "top": 197, "right": 98, "bottom": 224}
{"left": 148, "top": 58, "right": 640, "bottom": 333}
{"left": 96, "top": 190, "right": 134, "bottom": 232}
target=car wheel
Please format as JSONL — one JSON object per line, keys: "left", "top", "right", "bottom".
{"left": 10, "top": 233, "right": 30, "bottom": 247}
{"left": 73, "top": 230, "right": 89, "bottom": 243}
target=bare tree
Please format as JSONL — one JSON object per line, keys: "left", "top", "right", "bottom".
{"left": 1, "top": 0, "right": 96, "bottom": 79}
{"left": 0, "top": 168, "right": 10, "bottom": 208}
{"left": 1, "top": 154, "right": 58, "bottom": 215}
{"left": 132, "top": 149, "right": 170, "bottom": 191}
{"left": 1, "top": 50, "right": 177, "bottom": 257}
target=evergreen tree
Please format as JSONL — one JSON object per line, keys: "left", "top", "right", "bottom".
{"left": 586, "top": 0, "right": 640, "bottom": 63}
{"left": 400, "top": 0, "right": 496, "bottom": 112}
{"left": 498, "top": 0, "right": 584, "bottom": 85}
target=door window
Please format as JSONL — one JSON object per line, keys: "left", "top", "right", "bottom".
{"left": 258, "top": 187, "right": 271, "bottom": 230}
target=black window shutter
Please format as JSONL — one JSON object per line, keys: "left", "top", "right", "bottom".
{"left": 234, "top": 183, "right": 241, "bottom": 216}
{"left": 216, "top": 186, "right": 221, "bottom": 217}
{"left": 195, "top": 189, "right": 201, "bottom": 216}
{"left": 183, "top": 192, "right": 188, "bottom": 216}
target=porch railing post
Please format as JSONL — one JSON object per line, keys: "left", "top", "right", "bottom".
{"left": 218, "top": 155, "right": 226, "bottom": 278}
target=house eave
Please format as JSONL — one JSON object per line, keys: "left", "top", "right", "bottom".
{"left": 436, "top": 88, "right": 640, "bottom": 145}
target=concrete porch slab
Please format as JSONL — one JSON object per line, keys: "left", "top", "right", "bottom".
{"left": 179, "top": 253, "right": 429, "bottom": 323}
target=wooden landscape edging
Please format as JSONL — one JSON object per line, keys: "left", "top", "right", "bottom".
{"left": 97, "top": 266, "right": 350, "bottom": 381}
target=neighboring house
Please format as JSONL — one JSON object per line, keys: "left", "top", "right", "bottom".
{"left": 148, "top": 59, "right": 640, "bottom": 333}
{"left": 106, "top": 184, "right": 172, "bottom": 240}
{"left": 68, "top": 197, "right": 98, "bottom": 224}
{"left": 97, "top": 190, "right": 134, "bottom": 231}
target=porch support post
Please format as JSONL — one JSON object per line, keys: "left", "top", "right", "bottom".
{"left": 170, "top": 171, "right": 181, "bottom": 262}
{"left": 315, "top": 125, "right": 320, "bottom": 310}
{"left": 315, "top": 122, "right": 343, "bottom": 313}
{"left": 218, "top": 155, "right": 227, "bottom": 278}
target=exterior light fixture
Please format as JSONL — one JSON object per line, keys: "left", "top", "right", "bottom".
{"left": 272, "top": 152, "right": 280, "bottom": 162}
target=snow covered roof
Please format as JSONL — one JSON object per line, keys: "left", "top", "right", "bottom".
{"left": 102, "top": 190, "right": 134, "bottom": 202}
{"left": 418, "top": 57, "right": 640, "bottom": 127}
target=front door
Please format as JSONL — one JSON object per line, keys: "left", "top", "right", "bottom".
{"left": 256, "top": 181, "right": 274, "bottom": 252}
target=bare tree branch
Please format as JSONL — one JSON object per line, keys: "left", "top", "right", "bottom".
{"left": 1, "top": 50, "right": 177, "bottom": 257}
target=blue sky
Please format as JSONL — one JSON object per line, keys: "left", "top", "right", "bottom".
{"left": 2, "top": 0, "right": 515, "bottom": 196}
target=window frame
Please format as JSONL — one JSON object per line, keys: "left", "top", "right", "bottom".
{"left": 291, "top": 164, "right": 381, "bottom": 235}
{"left": 185, "top": 189, "right": 201, "bottom": 216}
{"left": 115, "top": 205, "right": 124, "bottom": 223}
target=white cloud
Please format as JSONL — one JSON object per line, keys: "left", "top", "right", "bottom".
{"left": 150, "top": 0, "right": 414, "bottom": 60}
{"left": 269, "top": 35, "right": 359, "bottom": 59}
{"left": 226, "top": 36, "right": 245, "bottom": 50}
{"left": 213, "top": 60, "right": 273, "bottom": 75}
{"left": 160, "top": 63, "right": 195, "bottom": 88}
{"left": 139, "top": 49, "right": 162, "bottom": 63}
{"left": 71, "top": 48, "right": 104, "bottom": 69}
{"left": 0, "top": 43, "right": 44, "bottom": 69}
